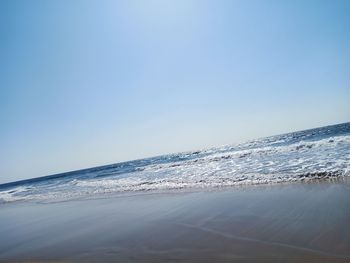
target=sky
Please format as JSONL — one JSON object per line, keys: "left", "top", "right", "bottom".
{"left": 1, "top": 0, "right": 349, "bottom": 184}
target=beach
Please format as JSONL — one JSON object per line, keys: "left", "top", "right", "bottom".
{"left": 1, "top": 178, "right": 350, "bottom": 263}
{"left": 2, "top": 0, "right": 350, "bottom": 261}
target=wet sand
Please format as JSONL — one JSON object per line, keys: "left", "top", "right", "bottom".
{"left": 1, "top": 178, "right": 350, "bottom": 262}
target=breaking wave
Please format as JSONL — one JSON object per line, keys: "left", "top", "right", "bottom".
{"left": 1, "top": 122, "right": 349, "bottom": 204}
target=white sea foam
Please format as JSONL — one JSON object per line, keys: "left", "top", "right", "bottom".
{"left": 1, "top": 124, "right": 349, "bottom": 203}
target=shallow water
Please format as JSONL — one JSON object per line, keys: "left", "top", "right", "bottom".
{"left": 1, "top": 179, "right": 350, "bottom": 262}
{"left": 1, "top": 122, "right": 349, "bottom": 203}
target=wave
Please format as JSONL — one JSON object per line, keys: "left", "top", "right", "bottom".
{"left": 1, "top": 123, "right": 349, "bottom": 204}
{"left": 1, "top": 169, "right": 348, "bottom": 204}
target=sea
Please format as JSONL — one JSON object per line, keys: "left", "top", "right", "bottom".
{"left": 1, "top": 122, "right": 349, "bottom": 204}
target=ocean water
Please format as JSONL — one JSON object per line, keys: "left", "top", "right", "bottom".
{"left": 1, "top": 122, "right": 349, "bottom": 204}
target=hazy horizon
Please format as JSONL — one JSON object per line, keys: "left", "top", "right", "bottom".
{"left": 1, "top": 121, "right": 348, "bottom": 185}
{"left": 1, "top": 0, "right": 350, "bottom": 184}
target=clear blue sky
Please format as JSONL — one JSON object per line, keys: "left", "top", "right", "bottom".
{"left": 1, "top": 0, "right": 349, "bottom": 183}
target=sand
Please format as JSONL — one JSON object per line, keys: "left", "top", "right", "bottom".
{"left": 1, "top": 178, "right": 350, "bottom": 262}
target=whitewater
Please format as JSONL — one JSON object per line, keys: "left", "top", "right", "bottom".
{"left": 0, "top": 122, "right": 349, "bottom": 203}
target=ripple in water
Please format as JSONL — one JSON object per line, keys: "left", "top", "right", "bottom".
{"left": 1, "top": 122, "right": 349, "bottom": 203}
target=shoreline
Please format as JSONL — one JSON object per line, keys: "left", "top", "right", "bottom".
{"left": 1, "top": 178, "right": 350, "bottom": 262}
{"left": 1, "top": 175, "right": 349, "bottom": 206}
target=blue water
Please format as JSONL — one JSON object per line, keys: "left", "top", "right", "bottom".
{"left": 1, "top": 122, "right": 349, "bottom": 203}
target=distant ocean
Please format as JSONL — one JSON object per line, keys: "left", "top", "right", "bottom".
{"left": 1, "top": 122, "right": 349, "bottom": 204}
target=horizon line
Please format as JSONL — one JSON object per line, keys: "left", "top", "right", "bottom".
{"left": 1, "top": 121, "right": 348, "bottom": 188}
